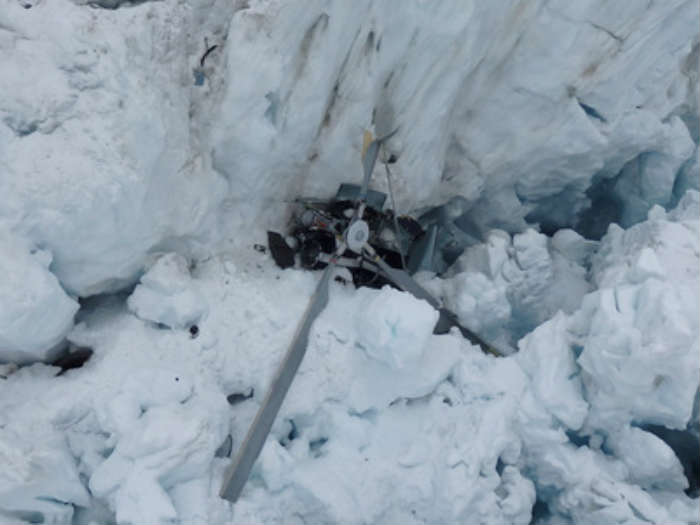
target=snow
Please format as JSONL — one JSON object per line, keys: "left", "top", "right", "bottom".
{"left": 606, "top": 425, "right": 688, "bottom": 492}
{"left": 2, "top": 0, "right": 697, "bottom": 297}
{"left": 0, "top": 0, "right": 698, "bottom": 523}
{"left": 127, "top": 253, "right": 208, "bottom": 329}
{"left": 437, "top": 227, "right": 592, "bottom": 347}
{"left": 0, "top": 0, "right": 229, "bottom": 297}
{"left": 1, "top": 190, "right": 698, "bottom": 522}
{"left": 0, "top": 229, "right": 78, "bottom": 363}
{"left": 350, "top": 286, "right": 438, "bottom": 369}
{"left": 574, "top": 195, "right": 700, "bottom": 432}
{"left": 511, "top": 193, "right": 700, "bottom": 523}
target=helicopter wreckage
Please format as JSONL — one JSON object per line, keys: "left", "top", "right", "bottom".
{"left": 221, "top": 132, "right": 505, "bottom": 503}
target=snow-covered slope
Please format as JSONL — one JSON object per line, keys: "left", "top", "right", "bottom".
{"left": 1, "top": 194, "right": 698, "bottom": 524}
{"left": 0, "top": 0, "right": 698, "bottom": 523}
{"left": 1, "top": 0, "right": 697, "bottom": 298}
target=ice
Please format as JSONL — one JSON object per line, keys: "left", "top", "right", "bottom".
{"left": 280, "top": 283, "right": 460, "bottom": 414}
{"left": 606, "top": 425, "right": 688, "bottom": 492}
{"left": 573, "top": 193, "right": 700, "bottom": 431}
{"left": 2, "top": 0, "right": 695, "bottom": 303}
{"left": 2, "top": 214, "right": 699, "bottom": 522}
{"left": 0, "top": 229, "right": 78, "bottom": 363}
{"left": 571, "top": 282, "right": 698, "bottom": 430}
{"left": 0, "top": 0, "right": 698, "bottom": 523}
{"left": 515, "top": 313, "right": 589, "bottom": 432}
{"left": 0, "top": 366, "right": 91, "bottom": 524}
{"left": 0, "top": 0, "right": 229, "bottom": 297}
{"left": 441, "top": 228, "right": 592, "bottom": 345}
{"left": 506, "top": 194, "right": 699, "bottom": 522}
{"left": 232, "top": 330, "right": 536, "bottom": 524}
{"left": 352, "top": 286, "right": 438, "bottom": 369}
{"left": 0, "top": 426, "right": 90, "bottom": 524}
{"left": 211, "top": 0, "right": 697, "bottom": 239}
{"left": 440, "top": 270, "right": 512, "bottom": 346}
{"left": 612, "top": 116, "right": 696, "bottom": 227}
{"left": 550, "top": 229, "right": 598, "bottom": 268}
{"left": 89, "top": 400, "right": 221, "bottom": 524}
{"left": 127, "top": 253, "right": 208, "bottom": 329}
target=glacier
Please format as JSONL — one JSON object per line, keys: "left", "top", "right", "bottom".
{"left": 0, "top": 0, "right": 698, "bottom": 523}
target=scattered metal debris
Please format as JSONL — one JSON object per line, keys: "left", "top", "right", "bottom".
{"left": 215, "top": 434, "right": 233, "bottom": 458}
{"left": 220, "top": 131, "right": 503, "bottom": 503}
{"left": 226, "top": 388, "right": 254, "bottom": 406}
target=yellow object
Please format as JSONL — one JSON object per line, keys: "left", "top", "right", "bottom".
{"left": 361, "top": 130, "right": 373, "bottom": 159}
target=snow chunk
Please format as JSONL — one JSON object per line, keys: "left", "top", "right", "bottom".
{"left": 89, "top": 399, "right": 220, "bottom": 525}
{"left": 516, "top": 313, "right": 588, "bottom": 431}
{"left": 127, "top": 253, "right": 207, "bottom": 329}
{"left": 575, "top": 281, "right": 699, "bottom": 430}
{"left": 284, "top": 283, "right": 456, "bottom": 415}
{"left": 354, "top": 286, "right": 438, "bottom": 369}
{"left": 450, "top": 229, "right": 511, "bottom": 279}
{"left": 574, "top": 197, "right": 700, "bottom": 430}
{"left": 239, "top": 335, "right": 535, "bottom": 524}
{"left": 0, "top": 0, "right": 228, "bottom": 297}
{"left": 61, "top": 300, "right": 230, "bottom": 524}
{"left": 444, "top": 228, "right": 591, "bottom": 345}
{"left": 669, "top": 188, "right": 700, "bottom": 222}
{"left": 606, "top": 425, "right": 688, "bottom": 492}
{"left": 0, "top": 230, "right": 78, "bottom": 363}
{"left": 613, "top": 116, "right": 696, "bottom": 227}
{"left": 0, "top": 426, "right": 90, "bottom": 524}
{"left": 441, "top": 271, "right": 511, "bottom": 347}
{"left": 551, "top": 229, "right": 598, "bottom": 267}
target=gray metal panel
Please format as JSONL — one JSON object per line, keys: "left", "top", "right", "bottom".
{"left": 335, "top": 183, "right": 387, "bottom": 210}
{"left": 220, "top": 263, "right": 334, "bottom": 502}
{"left": 435, "top": 308, "right": 502, "bottom": 356}
{"left": 417, "top": 196, "right": 470, "bottom": 228}
{"left": 359, "top": 129, "right": 398, "bottom": 204}
{"left": 407, "top": 224, "right": 438, "bottom": 275}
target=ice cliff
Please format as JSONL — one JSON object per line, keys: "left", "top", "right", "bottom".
{"left": 0, "top": 0, "right": 698, "bottom": 523}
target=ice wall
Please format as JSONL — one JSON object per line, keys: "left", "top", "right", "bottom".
{"left": 1, "top": 0, "right": 697, "bottom": 304}
{"left": 211, "top": 0, "right": 698, "bottom": 238}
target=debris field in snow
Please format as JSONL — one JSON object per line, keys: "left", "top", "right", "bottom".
{"left": 0, "top": 0, "right": 698, "bottom": 523}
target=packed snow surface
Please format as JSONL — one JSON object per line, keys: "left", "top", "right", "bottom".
{"left": 0, "top": 0, "right": 698, "bottom": 523}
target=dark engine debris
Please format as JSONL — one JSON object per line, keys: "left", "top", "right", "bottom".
{"left": 267, "top": 183, "right": 477, "bottom": 287}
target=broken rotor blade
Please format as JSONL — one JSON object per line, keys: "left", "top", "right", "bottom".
{"left": 360, "top": 139, "right": 381, "bottom": 202}
{"left": 220, "top": 262, "right": 335, "bottom": 503}
{"left": 364, "top": 245, "right": 440, "bottom": 309}
{"left": 434, "top": 307, "right": 503, "bottom": 357}
{"left": 359, "top": 129, "right": 399, "bottom": 204}
{"left": 364, "top": 245, "right": 502, "bottom": 356}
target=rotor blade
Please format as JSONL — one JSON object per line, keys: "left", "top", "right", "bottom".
{"left": 220, "top": 263, "right": 335, "bottom": 502}
{"left": 359, "top": 128, "right": 399, "bottom": 203}
{"left": 365, "top": 247, "right": 502, "bottom": 356}
{"left": 434, "top": 307, "right": 503, "bottom": 357}
{"left": 360, "top": 139, "right": 380, "bottom": 203}
{"left": 365, "top": 248, "right": 440, "bottom": 310}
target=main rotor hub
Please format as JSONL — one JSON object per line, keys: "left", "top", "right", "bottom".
{"left": 345, "top": 220, "right": 369, "bottom": 253}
